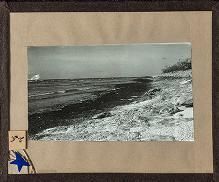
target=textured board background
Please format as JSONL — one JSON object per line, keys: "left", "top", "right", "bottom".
{"left": 9, "top": 12, "right": 212, "bottom": 173}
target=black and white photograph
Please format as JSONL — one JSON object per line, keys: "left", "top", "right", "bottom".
{"left": 28, "top": 43, "right": 194, "bottom": 141}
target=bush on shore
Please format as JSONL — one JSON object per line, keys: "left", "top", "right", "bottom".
{"left": 162, "top": 58, "right": 191, "bottom": 73}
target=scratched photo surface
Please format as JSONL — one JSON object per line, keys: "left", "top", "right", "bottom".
{"left": 28, "top": 43, "right": 194, "bottom": 141}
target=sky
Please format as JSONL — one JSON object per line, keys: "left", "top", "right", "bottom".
{"left": 28, "top": 43, "right": 191, "bottom": 79}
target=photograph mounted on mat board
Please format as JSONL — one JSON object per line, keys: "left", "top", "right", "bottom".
{"left": 28, "top": 43, "right": 193, "bottom": 141}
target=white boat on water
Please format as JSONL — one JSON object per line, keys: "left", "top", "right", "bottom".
{"left": 29, "top": 74, "right": 40, "bottom": 81}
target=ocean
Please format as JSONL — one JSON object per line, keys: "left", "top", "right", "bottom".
{"left": 28, "top": 77, "right": 153, "bottom": 139}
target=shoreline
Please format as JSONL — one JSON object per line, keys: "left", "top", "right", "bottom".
{"left": 29, "top": 77, "right": 153, "bottom": 137}
{"left": 31, "top": 70, "right": 194, "bottom": 141}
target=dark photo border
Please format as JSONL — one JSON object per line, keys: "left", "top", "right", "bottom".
{"left": 0, "top": 1, "right": 219, "bottom": 181}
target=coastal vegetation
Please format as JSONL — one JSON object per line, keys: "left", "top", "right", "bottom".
{"left": 162, "top": 58, "right": 191, "bottom": 73}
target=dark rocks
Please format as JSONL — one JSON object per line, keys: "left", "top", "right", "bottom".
{"left": 181, "top": 99, "right": 193, "bottom": 107}
{"left": 148, "top": 88, "right": 161, "bottom": 94}
{"left": 169, "top": 106, "right": 182, "bottom": 115}
{"left": 145, "top": 88, "right": 161, "bottom": 98}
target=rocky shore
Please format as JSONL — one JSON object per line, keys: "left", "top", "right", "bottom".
{"left": 34, "top": 70, "right": 194, "bottom": 141}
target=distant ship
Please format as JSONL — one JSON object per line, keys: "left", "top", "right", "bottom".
{"left": 29, "top": 74, "right": 40, "bottom": 81}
